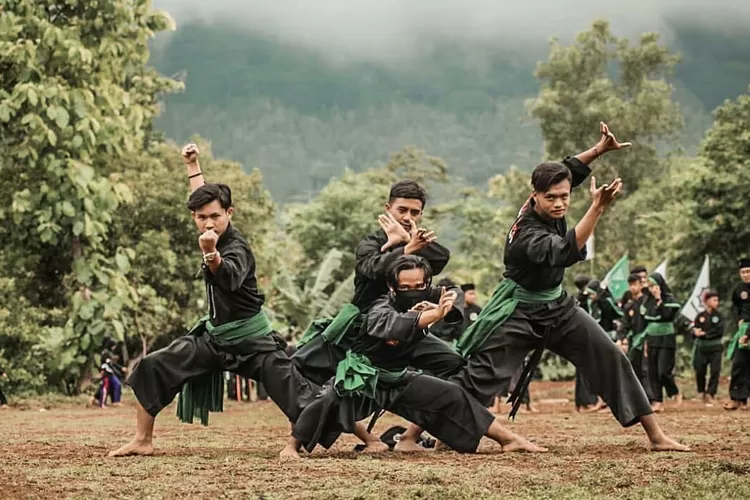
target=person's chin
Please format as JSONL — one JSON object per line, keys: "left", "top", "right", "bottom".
{"left": 550, "top": 211, "right": 566, "bottom": 219}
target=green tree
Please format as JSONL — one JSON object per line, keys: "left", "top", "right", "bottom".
{"left": 528, "top": 20, "right": 685, "bottom": 278}
{"left": 0, "top": 0, "right": 181, "bottom": 391}
{"left": 669, "top": 87, "right": 750, "bottom": 300}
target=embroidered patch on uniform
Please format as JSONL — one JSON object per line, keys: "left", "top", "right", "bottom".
{"left": 629, "top": 309, "right": 635, "bottom": 317}
{"left": 639, "top": 306, "right": 646, "bottom": 315}
{"left": 712, "top": 316, "right": 720, "bottom": 324}
{"left": 469, "top": 312, "right": 479, "bottom": 321}
{"left": 742, "top": 291, "right": 749, "bottom": 300}
{"left": 386, "top": 340, "right": 400, "bottom": 346}
{"left": 699, "top": 316, "right": 706, "bottom": 323}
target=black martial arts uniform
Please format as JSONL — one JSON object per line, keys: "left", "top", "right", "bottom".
{"left": 692, "top": 308, "right": 724, "bottom": 397}
{"left": 643, "top": 274, "right": 681, "bottom": 404}
{"left": 575, "top": 281, "right": 624, "bottom": 408}
{"left": 616, "top": 294, "right": 653, "bottom": 400}
{"left": 127, "top": 224, "right": 318, "bottom": 424}
{"left": 729, "top": 282, "right": 750, "bottom": 404}
{"left": 292, "top": 289, "right": 493, "bottom": 453}
{"left": 452, "top": 156, "right": 653, "bottom": 425}
{"left": 292, "top": 229, "right": 461, "bottom": 385}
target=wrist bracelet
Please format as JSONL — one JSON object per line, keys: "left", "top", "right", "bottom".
{"left": 189, "top": 172, "right": 203, "bottom": 179}
{"left": 203, "top": 250, "right": 219, "bottom": 263}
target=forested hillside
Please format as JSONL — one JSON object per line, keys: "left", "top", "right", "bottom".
{"left": 150, "top": 15, "right": 750, "bottom": 202}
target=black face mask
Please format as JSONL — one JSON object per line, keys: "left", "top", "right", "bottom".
{"left": 393, "top": 289, "right": 431, "bottom": 311}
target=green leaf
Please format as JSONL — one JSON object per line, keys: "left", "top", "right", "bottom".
{"left": 115, "top": 253, "right": 130, "bottom": 273}
{"left": 72, "top": 220, "right": 84, "bottom": 236}
{"left": 47, "top": 128, "right": 57, "bottom": 146}
{"left": 27, "top": 88, "right": 38, "bottom": 106}
{"left": 46, "top": 107, "right": 57, "bottom": 120}
{"left": 80, "top": 333, "right": 91, "bottom": 350}
{"left": 55, "top": 107, "right": 70, "bottom": 129}
{"left": 61, "top": 201, "right": 75, "bottom": 217}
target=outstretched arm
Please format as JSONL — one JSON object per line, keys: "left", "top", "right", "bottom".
{"left": 574, "top": 122, "right": 632, "bottom": 167}
{"left": 182, "top": 143, "right": 205, "bottom": 193}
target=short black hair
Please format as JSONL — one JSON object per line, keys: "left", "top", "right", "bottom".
{"left": 631, "top": 265, "right": 647, "bottom": 275}
{"left": 388, "top": 180, "right": 427, "bottom": 209}
{"left": 460, "top": 283, "right": 476, "bottom": 292}
{"left": 187, "top": 183, "right": 232, "bottom": 211}
{"left": 437, "top": 277, "right": 455, "bottom": 288}
{"left": 531, "top": 162, "right": 572, "bottom": 193}
{"left": 574, "top": 274, "right": 591, "bottom": 292}
{"left": 627, "top": 274, "right": 642, "bottom": 284}
{"left": 704, "top": 290, "right": 719, "bottom": 300}
{"left": 387, "top": 255, "right": 433, "bottom": 290}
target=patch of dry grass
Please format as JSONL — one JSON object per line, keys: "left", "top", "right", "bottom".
{"left": 1, "top": 381, "right": 748, "bottom": 500}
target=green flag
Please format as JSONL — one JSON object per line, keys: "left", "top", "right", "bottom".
{"left": 603, "top": 254, "right": 629, "bottom": 301}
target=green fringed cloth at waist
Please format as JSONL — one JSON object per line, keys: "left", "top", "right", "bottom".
{"left": 644, "top": 321, "right": 675, "bottom": 337}
{"left": 297, "top": 303, "right": 362, "bottom": 347}
{"left": 455, "top": 279, "right": 563, "bottom": 357}
{"left": 176, "top": 312, "right": 273, "bottom": 426}
{"left": 727, "top": 323, "right": 750, "bottom": 360}
{"left": 333, "top": 350, "right": 410, "bottom": 399}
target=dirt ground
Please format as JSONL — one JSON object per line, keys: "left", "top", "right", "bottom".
{"left": 1, "top": 380, "right": 749, "bottom": 500}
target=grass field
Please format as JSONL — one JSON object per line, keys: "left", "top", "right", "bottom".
{"left": 1, "top": 381, "right": 749, "bottom": 500}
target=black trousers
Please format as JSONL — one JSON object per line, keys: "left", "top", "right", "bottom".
{"left": 0, "top": 385, "right": 6, "bottom": 405}
{"left": 575, "top": 369, "right": 598, "bottom": 407}
{"left": 627, "top": 347, "right": 656, "bottom": 401}
{"left": 646, "top": 344, "right": 679, "bottom": 403}
{"left": 127, "top": 331, "right": 319, "bottom": 423}
{"left": 449, "top": 307, "right": 653, "bottom": 427}
{"left": 693, "top": 348, "right": 722, "bottom": 396}
{"left": 730, "top": 349, "right": 750, "bottom": 403}
{"left": 369, "top": 333, "right": 465, "bottom": 379}
{"left": 292, "top": 373, "right": 495, "bottom": 453}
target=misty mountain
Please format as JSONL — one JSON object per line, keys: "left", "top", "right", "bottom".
{"left": 149, "top": 12, "right": 750, "bottom": 202}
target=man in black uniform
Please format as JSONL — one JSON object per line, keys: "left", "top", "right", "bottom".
{"left": 288, "top": 255, "right": 545, "bottom": 456}
{"left": 692, "top": 290, "right": 724, "bottom": 406}
{"left": 616, "top": 274, "right": 652, "bottom": 398}
{"left": 291, "top": 179, "right": 465, "bottom": 450}
{"left": 109, "top": 145, "right": 319, "bottom": 457}
{"left": 397, "top": 122, "right": 688, "bottom": 452}
{"left": 726, "top": 259, "right": 750, "bottom": 411}
{"left": 462, "top": 284, "right": 483, "bottom": 329}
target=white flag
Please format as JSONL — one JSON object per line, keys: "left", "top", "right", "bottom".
{"left": 584, "top": 235, "right": 594, "bottom": 261}
{"left": 681, "top": 255, "right": 710, "bottom": 321}
{"left": 653, "top": 260, "right": 668, "bottom": 282}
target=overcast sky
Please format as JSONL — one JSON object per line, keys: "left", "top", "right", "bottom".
{"left": 153, "top": 0, "right": 750, "bottom": 62}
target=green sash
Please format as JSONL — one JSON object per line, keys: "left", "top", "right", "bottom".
{"left": 297, "top": 303, "right": 362, "bottom": 347}
{"left": 727, "top": 323, "right": 750, "bottom": 360}
{"left": 628, "top": 330, "right": 648, "bottom": 350}
{"left": 644, "top": 321, "right": 675, "bottom": 336}
{"left": 176, "top": 312, "right": 273, "bottom": 426}
{"left": 691, "top": 337, "right": 724, "bottom": 364}
{"left": 455, "top": 279, "right": 563, "bottom": 357}
{"left": 333, "top": 350, "right": 409, "bottom": 398}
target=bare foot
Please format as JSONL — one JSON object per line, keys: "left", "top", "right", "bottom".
{"left": 724, "top": 401, "right": 742, "bottom": 411}
{"left": 526, "top": 403, "right": 540, "bottom": 413}
{"left": 651, "top": 402, "right": 664, "bottom": 413}
{"left": 361, "top": 441, "right": 389, "bottom": 454}
{"left": 705, "top": 396, "right": 716, "bottom": 408}
{"left": 0, "top": 404, "right": 9, "bottom": 410}
{"left": 672, "top": 393, "right": 683, "bottom": 407}
{"left": 108, "top": 439, "right": 154, "bottom": 457}
{"left": 279, "top": 443, "right": 301, "bottom": 461}
{"left": 394, "top": 438, "right": 429, "bottom": 453}
{"left": 502, "top": 437, "right": 548, "bottom": 453}
{"left": 650, "top": 436, "right": 691, "bottom": 452}
{"left": 433, "top": 440, "right": 452, "bottom": 452}
{"left": 111, "top": 402, "right": 122, "bottom": 407}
